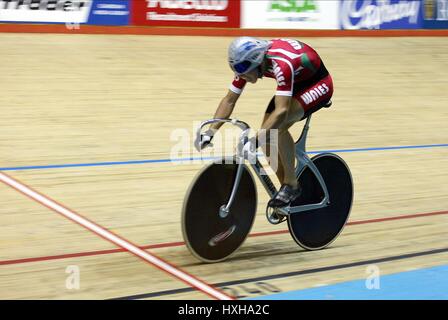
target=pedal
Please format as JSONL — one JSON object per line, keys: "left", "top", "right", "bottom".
{"left": 266, "top": 204, "right": 288, "bottom": 225}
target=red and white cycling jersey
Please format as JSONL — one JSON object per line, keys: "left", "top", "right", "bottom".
{"left": 230, "top": 38, "right": 325, "bottom": 97}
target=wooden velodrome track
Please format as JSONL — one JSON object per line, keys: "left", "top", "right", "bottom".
{"left": 0, "top": 33, "right": 447, "bottom": 300}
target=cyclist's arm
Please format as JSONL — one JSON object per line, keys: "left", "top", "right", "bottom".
{"left": 209, "top": 90, "right": 240, "bottom": 132}
{"left": 259, "top": 58, "right": 294, "bottom": 137}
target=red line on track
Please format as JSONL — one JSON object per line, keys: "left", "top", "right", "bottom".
{"left": 1, "top": 210, "right": 446, "bottom": 267}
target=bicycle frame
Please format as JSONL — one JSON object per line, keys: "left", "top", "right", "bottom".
{"left": 196, "top": 116, "right": 330, "bottom": 217}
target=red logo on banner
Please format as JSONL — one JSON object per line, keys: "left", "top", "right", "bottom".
{"left": 132, "top": 0, "right": 240, "bottom": 28}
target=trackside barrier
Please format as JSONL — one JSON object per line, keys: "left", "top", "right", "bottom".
{"left": 1, "top": 1, "right": 447, "bottom": 32}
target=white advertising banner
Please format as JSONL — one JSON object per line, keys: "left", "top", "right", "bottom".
{"left": 242, "top": 0, "right": 339, "bottom": 29}
{"left": 0, "top": 0, "right": 92, "bottom": 23}
{"left": 340, "top": 0, "right": 422, "bottom": 30}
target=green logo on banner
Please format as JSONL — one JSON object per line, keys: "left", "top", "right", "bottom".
{"left": 270, "top": 0, "right": 317, "bottom": 13}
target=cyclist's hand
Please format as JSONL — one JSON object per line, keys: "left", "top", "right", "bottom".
{"left": 195, "top": 129, "right": 215, "bottom": 151}
{"left": 239, "top": 137, "right": 258, "bottom": 163}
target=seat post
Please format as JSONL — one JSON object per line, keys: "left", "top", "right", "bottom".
{"left": 294, "top": 114, "right": 312, "bottom": 176}
{"left": 294, "top": 100, "right": 331, "bottom": 174}
{"left": 296, "top": 114, "right": 312, "bottom": 153}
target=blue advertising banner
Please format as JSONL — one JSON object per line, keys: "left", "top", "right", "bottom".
{"left": 422, "top": 0, "right": 448, "bottom": 28}
{"left": 0, "top": 0, "right": 129, "bottom": 26}
{"left": 87, "top": 0, "right": 129, "bottom": 26}
{"left": 339, "top": 0, "right": 423, "bottom": 29}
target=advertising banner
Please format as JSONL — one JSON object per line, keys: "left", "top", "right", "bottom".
{"left": 0, "top": 0, "right": 92, "bottom": 23}
{"left": 131, "top": 0, "right": 240, "bottom": 28}
{"left": 423, "top": 0, "right": 448, "bottom": 28}
{"left": 241, "top": 0, "right": 339, "bottom": 29}
{"left": 339, "top": 0, "right": 423, "bottom": 29}
{"left": 87, "top": 0, "right": 130, "bottom": 25}
{"left": 0, "top": 0, "right": 129, "bottom": 25}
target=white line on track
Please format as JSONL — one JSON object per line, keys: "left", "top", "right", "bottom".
{"left": 0, "top": 172, "right": 233, "bottom": 300}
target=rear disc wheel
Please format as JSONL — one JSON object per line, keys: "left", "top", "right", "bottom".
{"left": 287, "top": 153, "right": 353, "bottom": 250}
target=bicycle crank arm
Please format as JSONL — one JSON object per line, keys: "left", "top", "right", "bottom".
{"left": 278, "top": 199, "right": 330, "bottom": 215}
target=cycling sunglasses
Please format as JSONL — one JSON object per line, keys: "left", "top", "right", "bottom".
{"left": 233, "top": 60, "right": 253, "bottom": 74}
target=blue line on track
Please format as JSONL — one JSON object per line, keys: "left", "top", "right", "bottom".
{"left": 0, "top": 143, "right": 447, "bottom": 172}
{"left": 249, "top": 265, "right": 448, "bottom": 300}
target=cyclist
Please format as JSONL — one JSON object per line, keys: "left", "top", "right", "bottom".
{"left": 197, "top": 37, "right": 333, "bottom": 208}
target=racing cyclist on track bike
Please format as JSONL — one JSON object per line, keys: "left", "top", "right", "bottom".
{"left": 196, "top": 37, "right": 333, "bottom": 208}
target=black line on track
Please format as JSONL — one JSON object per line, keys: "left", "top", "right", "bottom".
{"left": 111, "top": 247, "right": 448, "bottom": 300}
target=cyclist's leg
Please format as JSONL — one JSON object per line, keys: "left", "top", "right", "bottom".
{"left": 269, "top": 75, "right": 334, "bottom": 206}
{"left": 261, "top": 97, "right": 304, "bottom": 187}
{"left": 281, "top": 74, "right": 334, "bottom": 185}
{"left": 261, "top": 110, "right": 285, "bottom": 184}
{"left": 285, "top": 74, "right": 334, "bottom": 178}
{"left": 264, "top": 99, "right": 304, "bottom": 207}
{"left": 276, "top": 98, "right": 305, "bottom": 189}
